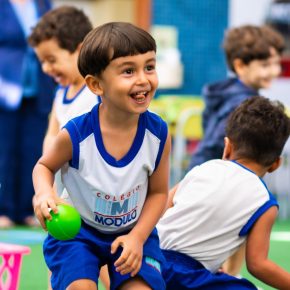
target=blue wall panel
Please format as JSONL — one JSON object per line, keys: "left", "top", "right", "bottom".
{"left": 152, "top": 0, "right": 229, "bottom": 96}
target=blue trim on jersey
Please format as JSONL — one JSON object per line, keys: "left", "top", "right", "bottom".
{"left": 64, "top": 103, "right": 167, "bottom": 169}
{"left": 91, "top": 103, "right": 146, "bottom": 167}
{"left": 146, "top": 112, "right": 168, "bottom": 170}
{"left": 230, "top": 160, "right": 279, "bottom": 236}
{"left": 239, "top": 199, "right": 278, "bottom": 236}
{"left": 64, "top": 112, "right": 95, "bottom": 169}
{"left": 62, "top": 85, "right": 86, "bottom": 104}
{"left": 230, "top": 160, "right": 255, "bottom": 174}
{"left": 231, "top": 160, "right": 277, "bottom": 200}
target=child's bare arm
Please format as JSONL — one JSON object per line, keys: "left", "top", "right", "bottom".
{"left": 111, "top": 134, "right": 171, "bottom": 277}
{"left": 165, "top": 183, "right": 179, "bottom": 211}
{"left": 246, "top": 206, "right": 290, "bottom": 289}
{"left": 33, "top": 129, "right": 72, "bottom": 229}
{"left": 42, "top": 103, "right": 60, "bottom": 154}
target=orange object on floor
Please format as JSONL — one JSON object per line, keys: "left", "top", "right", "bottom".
{"left": 0, "top": 243, "right": 31, "bottom": 290}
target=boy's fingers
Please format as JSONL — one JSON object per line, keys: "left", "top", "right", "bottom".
{"left": 114, "top": 249, "right": 130, "bottom": 268}
{"left": 111, "top": 239, "right": 120, "bottom": 254}
{"left": 130, "top": 260, "right": 141, "bottom": 277}
{"left": 48, "top": 199, "right": 58, "bottom": 214}
{"left": 111, "top": 237, "right": 122, "bottom": 254}
{"left": 116, "top": 253, "right": 134, "bottom": 273}
{"left": 39, "top": 218, "right": 47, "bottom": 230}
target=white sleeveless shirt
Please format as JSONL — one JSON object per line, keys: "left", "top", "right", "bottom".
{"left": 54, "top": 85, "right": 101, "bottom": 128}
{"left": 157, "top": 160, "right": 278, "bottom": 273}
{"left": 62, "top": 104, "right": 168, "bottom": 233}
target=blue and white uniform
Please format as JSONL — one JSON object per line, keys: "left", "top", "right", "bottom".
{"left": 157, "top": 159, "right": 277, "bottom": 289}
{"left": 54, "top": 85, "right": 101, "bottom": 128}
{"left": 53, "top": 85, "right": 100, "bottom": 195}
{"left": 44, "top": 103, "right": 168, "bottom": 290}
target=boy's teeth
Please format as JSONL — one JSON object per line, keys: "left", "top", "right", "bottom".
{"left": 134, "top": 91, "right": 146, "bottom": 96}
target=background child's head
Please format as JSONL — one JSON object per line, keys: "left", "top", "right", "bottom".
{"left": 225, "top": 96, "right": 290, "bottom": 167}
{"left": 78, "top": 22, "right": 156, "bottom": 78}
{"left": 29, "top": 6, "right": 92, "bottom": 53}
{"left": 223, "top": 25, "right": 285, "bottom": 90}
{"left": 28, "top": 6, "right": 92, "bottom": 86}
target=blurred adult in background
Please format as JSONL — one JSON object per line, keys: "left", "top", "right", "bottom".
{"left": 0, "top": 0, "right": 56, "bottom": 228}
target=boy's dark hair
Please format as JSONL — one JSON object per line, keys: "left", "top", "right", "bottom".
{"left": 226, "top": 96, "right": 290, "bottom": 166}
{"left": 223, "top": 25, "right": 285, "bottom": 73}
{"left": 78, "top": 22, "right": 156, "bottom": 77}
{"left": 28, "top": 6, "right": 92, "bottom": 52}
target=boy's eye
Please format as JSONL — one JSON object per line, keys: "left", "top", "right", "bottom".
{"left": 46, "top": 56, "right": 56, "bottom": 64}
{"left": 123, "top": 68, "right": 134, "bottom": 74}
{"left": 145, "top": 65, "right": 155, "bottom": 71}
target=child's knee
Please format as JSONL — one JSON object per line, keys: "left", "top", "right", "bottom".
{"left": 66, "top": 279, "right": 97, "bottom": 290}
{"left": 118, "top": 277, "right": 152, "bottom": 290}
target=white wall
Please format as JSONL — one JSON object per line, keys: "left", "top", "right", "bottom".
{"left": 229, "top": 0, "right": 272, "bottom": 27}
{"left": 53, "top": 0, "right": 134, "bottom": 27}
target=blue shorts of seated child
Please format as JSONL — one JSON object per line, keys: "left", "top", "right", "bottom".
{"left": 44, "top": 222, "right": 165, "bottom": 290}
{"left": 162, "top": 250, "right": 257, "bottom": 290}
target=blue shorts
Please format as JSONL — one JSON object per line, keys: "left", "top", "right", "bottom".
{"left": 162, "top": 250, "right": 257, "bottom": 290}
{"left": 43, "top": 222, "right": 165, "bottom": 290}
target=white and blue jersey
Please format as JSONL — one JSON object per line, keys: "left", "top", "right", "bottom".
{"left": 53, "top": 85, "right": 100, "bottom": 196}
{"left": 157, "top": 159, "right": 278, "bottom": 273}
{"left": 54, "top": 85, "right": 101, "bottom": 128}
{"left": 62, "top": 103, "right": 168, "bottom": 233}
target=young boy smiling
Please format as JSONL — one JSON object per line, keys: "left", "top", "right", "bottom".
{"left": 32, "top": 22, "right": 171, "bottom": 290}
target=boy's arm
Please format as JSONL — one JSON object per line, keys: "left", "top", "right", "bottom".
{"left": 165, "top": 183, "right": 179, "bottom": 211}
{"left": 112, "top": 133, "right": 171, "bottom": 276}
{"left": 42, "top": 102, "right": 60, "bottom": 153}
{"left": 246, "top": 206, "right": 290, "bottom": 289}
{"left": 33, "top": 129, "right": 72, "bottom": 229}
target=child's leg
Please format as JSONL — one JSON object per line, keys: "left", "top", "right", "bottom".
{"left": 66, "top": 279, "right": 97, "bottom": 290}
{"left": 108, "top": 229, "right": 165, "bottom": 290}
{"left": 118, "top": 277, "right": 151, "bottom": 290}
{"left": 48, "top": 270, "right": 52, "bottom": 290}
{"left": 222, "top": 242, "right": 246, "bottom": 276}
{"left": 99, "top": 265, "right": 110, "bottom": 290}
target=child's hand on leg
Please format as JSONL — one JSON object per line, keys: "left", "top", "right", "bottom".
{"left": 111, "top": 233, "right": 144, "bottom": 277}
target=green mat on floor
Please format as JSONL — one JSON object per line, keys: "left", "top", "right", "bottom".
{"left": 1, "top": 220, "right": 289, "bottom": 290}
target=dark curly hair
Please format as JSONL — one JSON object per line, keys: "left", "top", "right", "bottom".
{"left": 226, "top": 96, "right": 290, "bottom": 166}
{"left": 28, "top": 6, "right": 92, "bottom": 53}
{"left": 223, "top": 25, "right": 285, "bottom": 73}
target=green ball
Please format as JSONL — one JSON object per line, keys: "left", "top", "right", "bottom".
{"left": 46, "top": 204, "right": 81, "bottom": 240}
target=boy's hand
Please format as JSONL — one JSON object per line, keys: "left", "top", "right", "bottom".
{"left": 111, "top": 232, "right": 144, "bottom": 277}
{"left": 32, "top": 194, "right": 64, "bottom": 230}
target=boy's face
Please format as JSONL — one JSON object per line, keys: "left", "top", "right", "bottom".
{"left": 34, "top": 38, "right": 82, "bottom": 87}
{"left": 236, "top": 48, "right": 281, "bottom": 90}
{"left": 89, "top": 51, "right": 158, "bottom": 114}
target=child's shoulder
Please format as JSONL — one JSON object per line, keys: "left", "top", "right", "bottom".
{"left": 64, "top": 103, "right": 98, "bottom": 140}
{"left": 145, "top": 109, "right": 168, "bottom": 137}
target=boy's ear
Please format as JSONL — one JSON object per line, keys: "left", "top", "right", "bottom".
{"left": 267, "top": 157, "right": 282, "bottom": 173}
{"left": 85, "top": 75, "right": 104, "bottom": 96}
{"left": 76, "top": 42, "right": 83, "bottom": 53}
{"left": 233, "top": 58, "right": 245, "bottom": 75}
{"left": 222, "top": 137, "right": 233, "bottom": 160}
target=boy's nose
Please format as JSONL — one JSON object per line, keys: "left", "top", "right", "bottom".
{"left": 136, "top": 72, "right": 148, "bottom": 84}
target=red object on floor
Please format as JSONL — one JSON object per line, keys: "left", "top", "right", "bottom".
{"left": 0, "top": 243, "right": 31, "bottom": 290}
